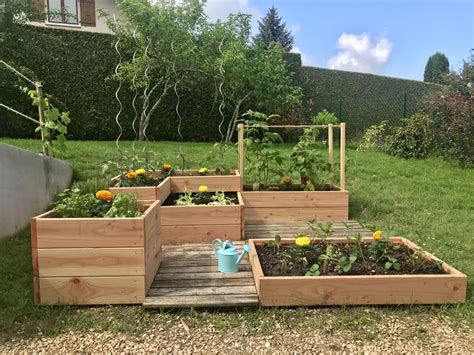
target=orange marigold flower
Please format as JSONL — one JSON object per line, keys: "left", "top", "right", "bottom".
{"left": 163, "top": 164, "right": 172, "bottom": 170}
{"left": 127, "top": 171, "right": 138, "bottom": 179}
{"left": 281, "top": 177, "right": 292, "bottom": 185}
{"left": 95, "top": 190, "right": 113, "bottom": 201}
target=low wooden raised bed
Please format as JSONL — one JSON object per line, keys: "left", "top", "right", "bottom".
{"left": 31, "top": 201, "right": 161, "bottom": 305}
{"left": 110, "top": 170, "right": 241, "bottom": 202}
{"left": 248, "top": 238, "right": 467, "bottom": 306}
{"left": 158, "top": 177, "right": 244, "bottom": 245}
{"left": 241, "top": 187, "right": 349, "bottom": 224}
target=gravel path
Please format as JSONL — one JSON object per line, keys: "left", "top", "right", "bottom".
{"left": 1, "top": 313, "right": 473, "bottom": 353}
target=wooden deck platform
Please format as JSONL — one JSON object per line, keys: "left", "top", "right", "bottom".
{"left": 144, "top": 221, "right": 371, "bottom": 308}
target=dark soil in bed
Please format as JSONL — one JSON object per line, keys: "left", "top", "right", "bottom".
{"left": 256, "top": 242, "right": 445, "bottom": 277}
{"left": 162, "top": 192, "right": 238, "bottom": 206}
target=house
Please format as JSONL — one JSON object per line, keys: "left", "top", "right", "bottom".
{"left": 29, "top": 0, "right": 119, "bottom": 33}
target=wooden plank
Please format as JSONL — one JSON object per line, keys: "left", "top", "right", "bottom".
{"left": 161, "top": 205, "right": 242, "bottom": 225}
{"left": 35, "top": 217, "right": 145, "bottom": 248}
{"left": 150, "top": 278, "right": 255, "bottom": 288}
{"left": 238, "top": 123, "right": 244, "bottom": 180}
{"left": 259, "top": 275, "right": 467, "bottom": 306}
{"left": 340, "top": 122, "right": 346, "bottom": 190}
{"left": 155, "top": 271, "right": 253, "bottom": 281}
{"left": 144, "top": 202, "right": 161, "bottom": 292}
{"left": 39, "top": 276, "right": 145, "bottom": 305}
{"left": 244, "top": 207, "right": 349, "bottom": 223}
{"left": 169, "top": 175, "right": 241, "bottom": 193}
{"left": 161, "top": 224, "right": 241, "bottom": 245}
{"left": 156, "top": 177, "right": 171, "bottom": 202}
{"left": 248, "top": 240, "right": 263, "bottom": 295}
{"left": 143, "top": 294, "right": 258, "bottom": 308}
{"left": 147, "top": 285, "right": 256, "bottom": 297}
{"left": 160, "top": 259, "right": 249, "bottom": 267}
{"left": 241, "top": 191, "right": 348, "bottom": 208}
{"left": 109, "top": 186, "right": 157, "bottom": 201}
{"left": 37, "top": 248, "right": 145, "bottom": 277}
{"left": 158, "top": 264, "right": 252, "bottom": 273}
{"left": 328, "top": 123, "right": 334, "bottom": 186}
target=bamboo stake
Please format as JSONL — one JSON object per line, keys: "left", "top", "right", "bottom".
{"left": 237, "top": 124, "right": 244, "bottom": 188}
{"left": 0, "top": 104, "right": 40, "bottom": 124}
{"left": 328, "top": 124, "right": 334, "bottom": 187}
{"left": 340, "top": 122, "right": 346, "bottom": 191}
{"left": 35, "top": 82, "right": 49, "bottom": 156}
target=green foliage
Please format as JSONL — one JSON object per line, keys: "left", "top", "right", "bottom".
{"left": 104, "top": 194, "right": 141, "bottom": 218}
{"left": 209, "top": 191, "right": 234, "bottom": 206}
{"left": 305, "top": 263, "right": 320, "bottom": 276}
{"left": 424, "top": 52, "right": 450, "bottom": 84}
{"left": 388, "top": 114, "right": 434, "bottom": 159}
{"left": 267, "top": 234, "right": 282, "bottom": 251}
{"left": 300, "top": 66, "right": 445, "bottom": 135}
{"left": 253, "top": 6, "right": 294, "bottom": 51}
{"left": 357, "top": 121, "right": 391, "bottom": 152}
{"left": 175, "top": 189, "right": 196, "bottom": 206}
{"left": 311, "top": 109, "right": 339, "bottom": 125}
{"left": 53, "top": 188, "right": 108, "bottom": 218}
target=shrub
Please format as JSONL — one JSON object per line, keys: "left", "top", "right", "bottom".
{"left": 311, "top": 109, "right": 339, "bottom": 125}
{"left": 387, "top": 114, "right": 434, "bottom": 159}
{"left": 357, "top": 121, "right": 392, "bottom": 152}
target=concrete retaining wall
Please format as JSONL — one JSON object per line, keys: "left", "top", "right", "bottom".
{"left": 0, "top": 143, "right": 72, "bottom": 240}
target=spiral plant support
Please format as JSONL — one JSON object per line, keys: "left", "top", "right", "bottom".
{"left": 171, "top": 41, "right": 186, "bottom": 172}
{"left": 113, "top": 14, "right": 124, "bottom": 155}
{"left": 217, "top": 36, "right": 226, "bottom": 165}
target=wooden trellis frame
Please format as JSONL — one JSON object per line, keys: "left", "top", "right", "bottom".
{"left": 237, "top": 123, "right": 346, "bottom": 190}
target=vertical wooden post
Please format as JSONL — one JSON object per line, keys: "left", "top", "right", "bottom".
{"left": 328, "top": 124, "right": 334, "bottom": 187}
{"left": 340, "top": 122, "right": 346, "bottom": 191}
{"left": 35, "top": 81, "right": 49, "bottom": 156}
{"left": 237, "top": 124, "right": 244, "bottom": 189}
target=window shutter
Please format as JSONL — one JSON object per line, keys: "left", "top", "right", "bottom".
{"left": 80, "top": 0, "right": 96, "bottom": 26}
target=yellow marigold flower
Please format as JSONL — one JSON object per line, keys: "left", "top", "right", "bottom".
{"left": 373, "top": 230, "right": 383, "bottom": 241}
{"left": 163, "top": 164, "right": 172, "bottom": 170}
{"left": 95, "top": 190, "right": 113, "bottom": 201}
{"left": 135, "top": 168, "right": 145, "bottom": 175}
{"left": 198, "top": 185, "right": 208, "bottom": 193}
{"left": 199, "top": 167, "right": 208, "bottom": 174}
{"left": 295, "top": 236, "right": 311, "bottom": 247}
{"left": 281, "top": 177, "right": 292, "bottom": 185}
{"left": 127, "top": 171, "right": 137, "bottom": 179}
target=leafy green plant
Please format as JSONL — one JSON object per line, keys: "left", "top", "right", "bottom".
{"left": 305, "top": 263, "right": 320, "bottom": 276}
{"left": 307, "top": 219, "right": 333, "bottom": 244}
{"left": 267, "top": 234, "right": 282, "bottom": 252}
{"left": 384, "top": 255, "right": 401, "bottom": 271}
{"left": 209, "top": 191, "right": 234, "bottom": 206}
{"left": 357, "top": 121, "right": 392, "bottom": 152}
{"left": 318, "top": 244, "right": 357, "bottom": 274}
{"left": 53, "top": 188, "right": 105, "bottom": 218}
{"left": 175, "top": 189, "right": 196, "bottom": 206}
{"left": 104, "top": 194, "right": 141, "bottom": 218}
{"left": 311, "top": 109, "right": 339, "bottom": 125}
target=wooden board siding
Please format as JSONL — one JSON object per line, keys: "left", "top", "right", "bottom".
{"left": 109, "top": 186, "right": 157, "bottom": 202}
{"left": 242, "top": 190, "right": 349, "bottom": 223}
{"left": 31, "top": 201, "right": 161, "bottom": 305}
{"left": 159, "top": 191, "right": 244, "bottom": 245}
{"left": 248, "top": 238, "right": 467, "bottom": 306}
{"left": 169, "top": 170, "right": 241, "bottom": 193}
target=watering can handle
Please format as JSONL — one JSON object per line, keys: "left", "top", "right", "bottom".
{"left": 211, "top": 239, "right": 222, "bottom": 257}
{"left": 222, "top": 240, "right": 233, "bottom": 250}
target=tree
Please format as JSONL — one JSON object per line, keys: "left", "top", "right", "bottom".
{"left": 253, "top": 6, "right": 294, "bottom": 51}
{"left": 424, "top": 52, "right": 450, "bottom": 83}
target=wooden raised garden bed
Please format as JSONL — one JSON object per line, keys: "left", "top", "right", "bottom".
{"left": 110, "top": 170, "right": 241, "bottom": 202}
{"left": 31, "top": 201, "right": 161, "bottom": 305}
{"left": 158, "top": 177, "right": 244, "bottom": 245}
{"left": 248, "top": 238, "right": 467, "bottom": 306}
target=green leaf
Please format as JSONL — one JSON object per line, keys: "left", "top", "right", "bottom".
{"left": 343, "top": 264, "right": 351, "bottom": 272}
{"left": 384, "top": 261, "right": 393, "bottom": 269}
{"left": 393, "top": 263, "right": 401, "bottom": 271}
{"left": 349, "top": 255, "right": 357, "bottom": 263}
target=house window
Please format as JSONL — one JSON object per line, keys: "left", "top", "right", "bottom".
{"left": 47, "top": 0, "right": 79, "bottom": 24}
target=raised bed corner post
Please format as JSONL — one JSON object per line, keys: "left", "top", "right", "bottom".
{"left": 238, "top": 123, "right": 244, "bottom": 189}
{"left": 340, "top": 122, "right": 346, "bottom": 191}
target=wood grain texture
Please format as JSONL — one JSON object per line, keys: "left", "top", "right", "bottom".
{"left": 169, "top": 172, "right": 241, "bottom": 193}
{"left": 161, "top": 205, "right": 242, "bottom": 225}
{"left": 37, "top": 248, "right": 145, "bottom": 277}
{"left": 109, "top": 186, "right": 157, "bottom": 201}
{"left": 160, "top": 224, "right": 241, "bottom": 245}
{"left": 249, "top": 238, "right": 467, "bottom": 306}
{"left": 39, "top": 276, "right": 145, "bottom": 305}
{"left": 143, "top": 295, "right": 258, "bottom": 308}
{"left": 244, "top": 207, "right": 349, "bottom": 223}
{"left": 156, "top": 177, "right": 171, "bottom": 202}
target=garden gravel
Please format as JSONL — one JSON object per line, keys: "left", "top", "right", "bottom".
{"left": 1, "top": 313, "right": 472, "bottom": 353}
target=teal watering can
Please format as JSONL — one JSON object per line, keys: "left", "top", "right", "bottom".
{"left": 211, "top": 239, "right": 251, "bottom": 274}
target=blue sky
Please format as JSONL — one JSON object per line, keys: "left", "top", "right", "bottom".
{"left": 205, "top": 0, "right": 474, "bottom": 81}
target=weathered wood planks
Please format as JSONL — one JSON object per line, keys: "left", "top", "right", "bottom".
{"left": 248, "top": 238, "right": 467, "bottom": 306}
{"left": 31, "top": 201, "right": 162, "bottom": 305}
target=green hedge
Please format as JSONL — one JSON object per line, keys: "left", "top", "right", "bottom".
{"left": 0, "top": 25, "right": 447, "bottom": 141}
{"left": 300, "top": 67, "right": 446, "bottom": 134}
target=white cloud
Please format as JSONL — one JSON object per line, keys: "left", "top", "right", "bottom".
{"left": 204, "top": 0, "right": 260, "bottom": 22}
{"left": 328, "top": 32, "right": 392, "bottom": 74}
{"left": 292, "top": 46, "right": 313, "bottom": 66}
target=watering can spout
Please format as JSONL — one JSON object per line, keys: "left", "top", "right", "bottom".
{"left": 236, "top": 244, "right": 251, "bottom": 266}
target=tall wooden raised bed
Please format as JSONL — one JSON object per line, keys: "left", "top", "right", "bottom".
{"left": 248, "top": 238, "right": 467, "bottom": 306}
{"left": 31, "top": 201, "right": 161, "bottom": 305}
{"left": 158, "top": 177, "right": 244, "bottom": 245}
{"left": 237, "top": 123, "right": 349, "bottom": 223}
{"left": 110, "top": 170, "right": 241, "bottom": 202}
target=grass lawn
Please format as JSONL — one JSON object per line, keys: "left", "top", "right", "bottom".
{"left": 0, "top": 138, "right": 473, "bottom": 341}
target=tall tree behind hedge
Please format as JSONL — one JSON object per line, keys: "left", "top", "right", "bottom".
{"left": 424, "top": 52, "right": 450, "bottom": 83}
{"left": 253, "top": 6, "right": 293, "bottom": 51}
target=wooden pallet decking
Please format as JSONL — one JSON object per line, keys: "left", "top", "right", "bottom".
{"left": 144, "top": 221, "right": 371, "bottom": 308}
